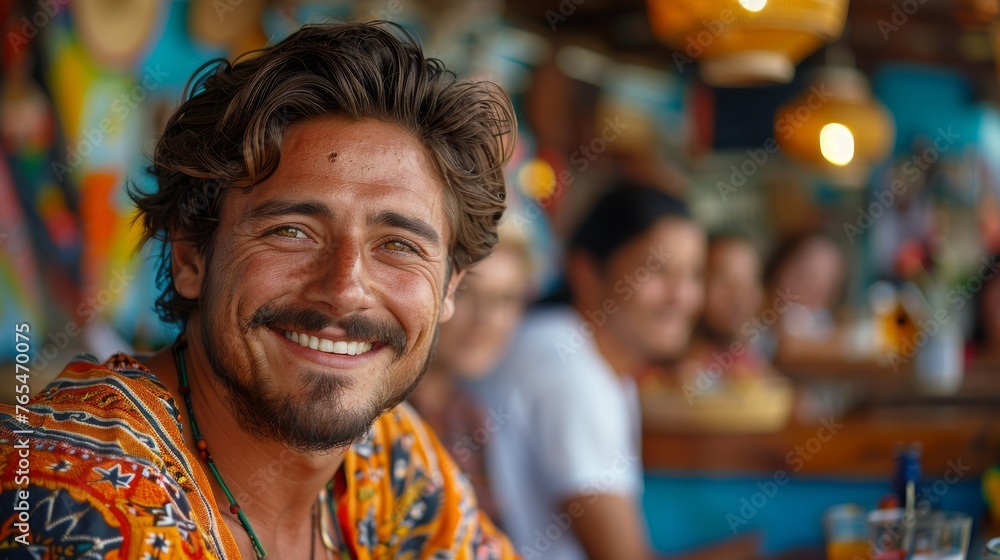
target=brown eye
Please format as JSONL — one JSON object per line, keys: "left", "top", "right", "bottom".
{"left": 274, "top": 227, "right": 306, "bottom": 239}
{"left": 383, "top": 240, "right": 416, "bottom": 253}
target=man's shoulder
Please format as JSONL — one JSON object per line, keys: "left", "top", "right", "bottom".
{"left": 3, "top": 353, "right": 181, "bottom": 436}
{"left": 24, "top": 352, "right": 171, "bottom": 401}
{"left": 1, "top": 352, "right": 187, "bottom": 488}
{"left": 352, "top": 402, "right": 447, "bottom": 477}
{"left": 343, "top": 403, "right": 516, "bottom": 558}
{"left": 0, "top": 354, "right": 222, "bottom": 558}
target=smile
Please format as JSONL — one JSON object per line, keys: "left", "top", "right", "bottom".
{"left": 284, "top": 330, "right": 374, "bottom": 356}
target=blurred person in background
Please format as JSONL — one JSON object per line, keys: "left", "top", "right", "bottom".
{"left": 676, "top": 234, "right": 775, "bottom": 385}
{"left": 408, "top": 222, "right": 533, "bottom": 523}
{"left": 763, "top": 232, "right": 847, "bottom": 363}
{"left": 969, "top": 254, "right": 1000, "bottom": 368}
{"left": 474, "top": 183, "right": 706, "bottom": 560}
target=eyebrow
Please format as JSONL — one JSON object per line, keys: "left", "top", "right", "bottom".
{"left": 245, "top": 200, "right": 335, "bottom": 222}
{"left": 368, "top": 210, "right": 441, "bottom": 246}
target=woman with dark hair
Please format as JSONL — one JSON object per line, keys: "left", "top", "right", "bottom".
{"left": 763, "top": 232, "right": 848, "bottom": 363}
{"left": 680, "top": 234, "right": 775, "bottom": 381}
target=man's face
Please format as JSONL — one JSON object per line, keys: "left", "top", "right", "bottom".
{"left": 435, "top": 247, "right": 528, "bottom": 379}
{"left": 179, "top": 116, "right": 462, "bottom": 451}
{"left": 601, "top": 218, "right": 705, "bottom": 362}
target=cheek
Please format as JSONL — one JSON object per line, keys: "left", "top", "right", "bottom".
{"left": 372, "top": 267, "right": 441, "bottom": 341}
{"left": 226, "top": 250, "right": 300, "bottom": 310}
{"left": 632, "top": 276, "right": 671, "bottom": 307}
{"left": 686, "top": 279, "right": 705, "bottom": 314}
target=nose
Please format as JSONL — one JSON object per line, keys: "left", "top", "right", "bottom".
{"left": 302, "top": 240, "right": 376, "bottom": 315}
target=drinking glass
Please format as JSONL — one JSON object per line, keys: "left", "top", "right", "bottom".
{"left": 826, "top": 503, "right": 870, "bottom": 560}
{"left": 908, "top": 511, "right": 971, "bottom": 560}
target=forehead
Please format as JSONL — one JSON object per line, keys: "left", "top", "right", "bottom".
{"left": 464, "top": 248, "right": 524, "bottom": 286}
{"left": 610, "top": 217, "right": 704, "bottom": 268}
{"left": 648, "top": 218, "right": 704, "bottom": 257}
{"left": 232, "top": 115, "right": 449, "bottom": 232}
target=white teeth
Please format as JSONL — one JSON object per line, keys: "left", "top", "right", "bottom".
{"left": 284, "top": 330, "right": 374, "bottom": 356}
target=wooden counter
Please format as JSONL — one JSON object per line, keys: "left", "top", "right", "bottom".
{"left": 643, "top": 405, "right": 1000, "bottom": 477}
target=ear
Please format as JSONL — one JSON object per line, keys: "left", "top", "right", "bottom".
{"left": 439, "top": 268, "right": 467, "bottom": 323}
{"left": 172, "top": 234, "right": 207, "bottom": 301}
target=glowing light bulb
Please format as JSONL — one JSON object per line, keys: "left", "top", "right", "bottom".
{"left": 820, "top": 123, "right": 855, "bottom": 166}
{"left": 739, "top": 0, "right": 768, "bottom": 12}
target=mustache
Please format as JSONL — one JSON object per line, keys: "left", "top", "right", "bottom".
{"left": 247, "top": 304, "right": 407, "bottom": 358}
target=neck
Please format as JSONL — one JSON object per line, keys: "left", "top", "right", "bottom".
{"left": 698, "top": 324, "right": 740, "bottom": 347}
{"left": 148, "top": 326, "right": 346, "bottom": 556}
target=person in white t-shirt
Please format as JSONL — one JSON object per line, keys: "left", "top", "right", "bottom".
{"left": 473, "top": 183, "right": 706, "bottom": 560}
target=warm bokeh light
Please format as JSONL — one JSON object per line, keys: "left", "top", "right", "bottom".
{"left": 518, "top": 158, "right": 558, "bottom": 200}
{"left": 819, "top": 122, "right": 855, "bottom": 166}
{"left": 646, "top": 0, "right": 849, "bottom": 85}
{"left": 739, "top": 0, "right": 768, "bottom": 12}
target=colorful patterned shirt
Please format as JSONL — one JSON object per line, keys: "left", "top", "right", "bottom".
{"left": 0, "top": 353, "right": 518, "bottom": 559}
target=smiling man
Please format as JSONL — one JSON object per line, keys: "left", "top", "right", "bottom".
{"left": 0, "top": 22, "right": 517, "bottom": 559}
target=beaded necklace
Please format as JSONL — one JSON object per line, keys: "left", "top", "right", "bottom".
{"left": 172, "top": 336, "right": 351, "bottom": 560}
{"left": 173, "top": 336, "right": 268, "bottom": 558}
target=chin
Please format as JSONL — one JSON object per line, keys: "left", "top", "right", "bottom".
{"left": 452, "top": 358, "right": 494, "bottom": 380}
{"left": 643, "top": 327, "right": 692, "bottom": 359}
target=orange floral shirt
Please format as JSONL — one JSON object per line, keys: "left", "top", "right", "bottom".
{"left": 0, "top": 353, "right": 518, "bottom": 559}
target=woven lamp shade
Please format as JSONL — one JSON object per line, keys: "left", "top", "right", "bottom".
{"left": 647, "top": 0, "right": 849, "bottom": 86}
{"left": 774, "top": 67, "right": 895, "bottom": 183}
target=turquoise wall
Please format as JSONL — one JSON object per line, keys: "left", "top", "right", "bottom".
{"left": 643, "top": 471, "right": 986, "bottom": 555}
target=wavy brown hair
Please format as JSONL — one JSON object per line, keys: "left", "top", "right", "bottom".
{"left": 131, "top": 21, "right": 516, "bottom": 326}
